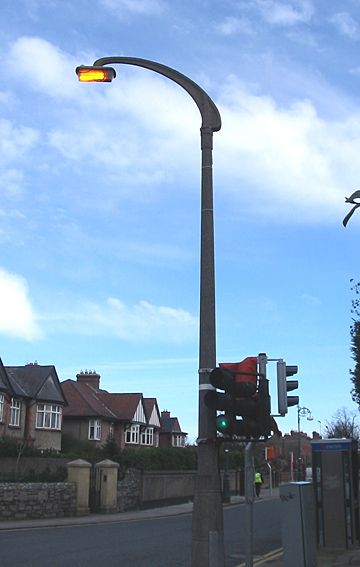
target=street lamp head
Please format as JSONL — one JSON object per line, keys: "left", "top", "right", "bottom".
{"left": 76, "top": 65, "right": 116, "bottom": 82}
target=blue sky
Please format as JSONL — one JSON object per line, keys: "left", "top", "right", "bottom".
{"left": 1, "top": 0, "right": 360, "bottom": 442}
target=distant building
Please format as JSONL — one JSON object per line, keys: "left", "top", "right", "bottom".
{"left": 159, "top": 410, "right": 187, "bottom": 447}
{"left": 62, "top": 371, "right": 186, "bottom": 449}
{"left": 0, "top": 359, "right": 67, "bottom": 451}
{"left": 255, "top": 429, "right": 321, "bottom": 478}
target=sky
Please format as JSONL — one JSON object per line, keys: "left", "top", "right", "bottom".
{"left": 1, "top": 0, "right": 360, "bottom": 443}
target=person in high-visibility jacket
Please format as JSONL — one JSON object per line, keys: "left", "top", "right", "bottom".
{"left": 255, "top": 471, "right": 263, "bottom": 497}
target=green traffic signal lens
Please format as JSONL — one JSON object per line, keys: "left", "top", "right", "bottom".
{"left": 216, "top": 414, "right": 231, "bottom": 433}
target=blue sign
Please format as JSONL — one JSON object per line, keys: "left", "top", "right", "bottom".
{"left": 312, "top": 441, "right": 351, "bottom": 452}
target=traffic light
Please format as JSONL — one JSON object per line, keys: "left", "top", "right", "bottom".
{"left": 277, "top": 360, "right": 299, "bottom": 416}
{"left": 204, "top": 356, "right": 271, "bottom": 440}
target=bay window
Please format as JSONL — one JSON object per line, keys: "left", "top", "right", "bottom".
{"left": 125, "top": 424, "right": 139, "bottom": 444}
{"left": 36, "top": 404, "right": 62, "bottom": 429}
{"left": 141, "top": 427, "right": 153, "bottom": 446}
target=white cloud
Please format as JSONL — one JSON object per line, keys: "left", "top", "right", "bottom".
{"left": 47, "top": 297, "right": 198, "bottom": 343}
{"left": 47, "top": 65, "right": 360, "bottom": 222}
{"left": 48, "top": 70, "right": 200, "bottom": 188}
{"left": 349, "top": 66, "right": 360, "bottom": 76}
{"left": 7, "top": 37, "right": 360, "bottom": 224}
{"left": 0, "top": 119, "right": 39, "bottom": 165}
{"left": 216, "top": 81, "right": 360, "bottom": 221}
{"left": 0, "top": 268, "right": 43, "bottom": 341}
{"left": 0, "top": 169, "right": 25, "bottom": 197}
{"left": 330, "top": 12, "right": 360, "bottom": 41}
{"left": 100, "top": 0, "right": 165, "bottom": 16}
{"left": 256, "top": 0, "right": 314, "bottom": 26}
{"left": 301, "top": 294, "right": 320, "bottom": 306}
{"left": 0, "top": 118, "right": 38, "bottom": 198}
{"left": 7, "top": 37, "right": 83, "bottom": 99}
{"left": 217, "top": 16, "right": 254, "bottom": 36}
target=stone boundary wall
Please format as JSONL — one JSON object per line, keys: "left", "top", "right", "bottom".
{"left": 117, "top": 469, "right": 218, "bottom": 511}
{"left": 117, "top": 468, "right": 142, "bottom": 512}
{"left": 0, "top": 482, "right": 76, "bottom": 521}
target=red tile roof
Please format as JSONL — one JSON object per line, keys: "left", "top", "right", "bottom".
{"left": 62, "top": 379, "right": 145, "bottom": 422}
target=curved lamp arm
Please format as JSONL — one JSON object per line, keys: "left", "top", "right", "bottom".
{"left": 76, "top": 58, "right": 222, "bottom": 565}
{"left": 92, "top": 56, "right": 221, "bottom": 133}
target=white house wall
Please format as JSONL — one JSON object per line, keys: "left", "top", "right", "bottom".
{"left": 149, "top": 406, "right": 161, "bottom": 428}
{"left": 133, "top": 400, "right": 147, "bottom": 424}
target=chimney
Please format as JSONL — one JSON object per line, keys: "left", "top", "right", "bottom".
{"left": 161, "top": 410, "right": 171, "bottom": 418}
{"left": 76, "top": 370, "right": 100, "bottom": 390}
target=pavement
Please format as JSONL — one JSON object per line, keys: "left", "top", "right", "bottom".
{"left": 0, "top": 487, "right": 359, "bottom": 567}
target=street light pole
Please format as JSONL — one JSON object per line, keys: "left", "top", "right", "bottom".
{"left": 297, "top": 405, "right": 312, "bottom": 481}
{"left": 76, "top": 57, "right": 222, "bottom": 567}
{"left": 318, "top": 420, "right": 322, "bottom": 437}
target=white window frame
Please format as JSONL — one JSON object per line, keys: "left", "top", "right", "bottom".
{"left": 109, "top": 422, "right": 114, "bottom": 440}
{"left": 36, "top": 404, "right": 62, "bottom": 430}
{"left": 0, "top": 394, "right": 4, "bottom": 422}
{"left": 125, "top": 424, "right": 139, "bottom": 444}
{"left": 173, "top": 434, "right": 185, "bottom": 447}
{"left": 141, "top": 427, "right": 153, "bottom": 446}
{"left": 88, "top": 419, "right": 101, "bottom": 441}
{"left": 9, "top": 399, "right": 21, "bottom": 427}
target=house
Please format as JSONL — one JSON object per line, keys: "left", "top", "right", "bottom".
{"left": 61, "top": 371, "right": 164, "bottom": 449}
{"left": 0, "top": 358, "right": 16, "bottom": 434}
{"left": 0, "top": 359, "right": 67, "bottom": 451}
{"left": 143, "top": 398, "right": 162, "bottom": 447}
{"left": 255, "top": 429, "right": 321, "bottom": 479}
{"left": 159, "top": 410, "right": 187, "bottom": 447}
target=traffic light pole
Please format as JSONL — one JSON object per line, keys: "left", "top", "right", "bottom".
{"left": 245, "top": 442, "right": 255, "bottom": 567}
{"left": 244, "top": 354, "right": 265, "bottom": 567}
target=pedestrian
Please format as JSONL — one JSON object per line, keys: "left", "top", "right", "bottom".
{"left": 255, "top": 471, "right": 263, "bottom": 497}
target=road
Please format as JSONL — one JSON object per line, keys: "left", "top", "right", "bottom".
{"left": 0, "top": 497, "right": 281, "bottom": 567}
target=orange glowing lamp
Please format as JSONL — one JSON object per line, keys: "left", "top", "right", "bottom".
{"left": 76, "top": 66, "right": 116, "bottom": 83}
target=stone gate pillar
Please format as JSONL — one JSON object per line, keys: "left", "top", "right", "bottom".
{"left": 95, "top": 459, "right": 119, "bottom": 514}
{"left": 67, "top": 459, "right": 92, "bottom": 516}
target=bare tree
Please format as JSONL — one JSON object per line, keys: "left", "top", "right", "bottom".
{"left": 324, "top": 407, "right": 360, "bottom": 440}
{"left": 350, "top": 280, "right": 360, "bottom": 405}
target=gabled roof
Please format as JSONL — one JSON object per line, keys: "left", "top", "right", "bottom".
{"left": 0, "top": 357, "right": 14, "bottom": 395}
{"left": 61, "top": 380, "right": 117, "bottom": 419}
{"left": 5, "top": 364, "right": 67, "bottom": 405}
{"left": 144, "top": 398, "right": 162, "bottom": 429}
{"left": 99, "top": 393, "right": 147, "bottom": 423}
{"left": 62, "top": 380, "right": 148, "bottom": 424}
{"left": 161, "top": 416, "right": 187, "bottom": 436}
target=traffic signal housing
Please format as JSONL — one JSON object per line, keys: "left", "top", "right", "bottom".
{"left": 277, "top": 360, "right": 299, "bottom": 416}
{"left": 204, "top": 357, "right": 271, "bottom": 440}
